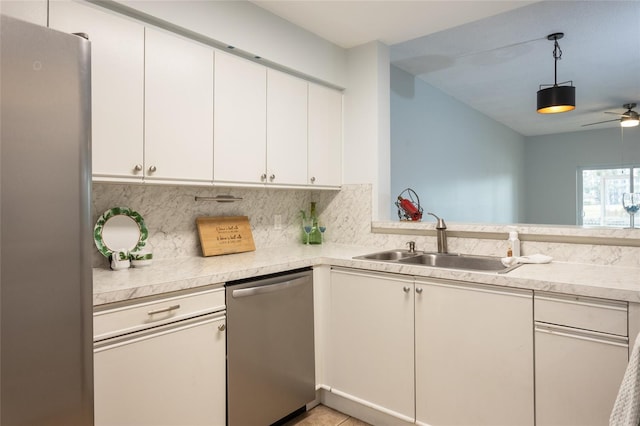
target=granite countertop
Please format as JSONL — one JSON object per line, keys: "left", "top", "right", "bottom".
{"left": 93, "top": 243, "right": 640, "bottom": 306}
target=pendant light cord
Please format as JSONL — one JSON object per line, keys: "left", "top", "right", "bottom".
{"left": 553, "top": 39, "right": 562, "bottom": 86}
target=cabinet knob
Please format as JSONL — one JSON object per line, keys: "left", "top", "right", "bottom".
{"left": 133, "top": 164, "right": 143, "bottom": 173}
{"left": 403, "top": 286, "right": 411, "bottom": 293}
{"left": 269, "top": 174, "right": 276, "bottom": 182}
{"left": 218, "top": 323, "right": 226, "bottom": 332}
{"left": 310, "top": 176, "right": 316, "bottom": 183}
{"left": 416, "top": 287, "right": 423, "bottom": 294}
{"left": 260, "top": 173, "right": 267, "bottom": 182}
{"left": 148, "top": 165, "right": 157, "bottom": 173}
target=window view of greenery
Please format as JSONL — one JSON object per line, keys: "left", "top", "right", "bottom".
{"left": 581, "top": 167, "right": 640, "bottom": 227}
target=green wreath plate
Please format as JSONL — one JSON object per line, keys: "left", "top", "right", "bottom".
{"left": 94, "top": 207, "right": 148, "bottom": 258}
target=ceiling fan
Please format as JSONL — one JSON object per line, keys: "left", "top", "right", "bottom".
{"left": 582, "top": 103, "right": 640, "bottom": 128}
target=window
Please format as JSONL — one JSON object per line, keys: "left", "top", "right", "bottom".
{"left": 579, "top": 166, "right": 640, "bottom": 227}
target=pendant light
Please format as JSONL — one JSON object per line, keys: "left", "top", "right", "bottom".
{"left": 537, "top": 33, "right": 576, "bottom": 114}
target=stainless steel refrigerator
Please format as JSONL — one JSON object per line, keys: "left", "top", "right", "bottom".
{"left": 0, "top": 14, "right": 94, "bottom": 425}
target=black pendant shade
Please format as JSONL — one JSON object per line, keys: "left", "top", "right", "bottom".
{"left": 537, "top": 85, "right": 576, "bottom": 114}
{"left": 537, "top": 32, "right": 576, "bottom": 114}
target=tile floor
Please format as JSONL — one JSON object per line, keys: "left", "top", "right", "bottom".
{"left": 284, "top": 404, "right": 371, "bottom": 426}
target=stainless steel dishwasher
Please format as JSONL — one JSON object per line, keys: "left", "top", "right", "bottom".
{"left": 226, "top": 268, "right": 315, "bottom": 425}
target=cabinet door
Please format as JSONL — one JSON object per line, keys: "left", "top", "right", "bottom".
{"left": 2, "top": 0, "right": 47, "bottom": 26}
{"left": 49, "top": 1, "right": 144, "bottom": 181}
{"left": 535, "top": 324, "right": 628, "bottom": 426}
{"left": 328, "top": 269, "right": 415, "bottom": 422}
{"left": 214, "top": 51, "right": 267, "bottom": 184}
{"left": 266, "top": 69, "right": 307, "bottom": 186}
{"left": 308, "top": 84, "right": 342, "bottom": 187}
{"left": 94, "top": 315, "right": 226, "bottom": 426}
{"left": 145, "top": 27, "right": 213, "bottom": 183}
{"left": 415, "top": 279, "right": 534, "bottom": 426}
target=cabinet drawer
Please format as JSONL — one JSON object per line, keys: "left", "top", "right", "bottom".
{"left": 534, "top": 292, "right": 627, "bottom": 336}
{"left": 94, "top": 286, "right": 225, "bottom": 341}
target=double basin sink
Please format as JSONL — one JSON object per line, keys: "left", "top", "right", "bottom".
{"left": 354, "top": 249, "right": 521, "bottom": 274}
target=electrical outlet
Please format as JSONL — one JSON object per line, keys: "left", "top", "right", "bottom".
{"left": 274, "top": 214, "right": 282, "bottom": 230}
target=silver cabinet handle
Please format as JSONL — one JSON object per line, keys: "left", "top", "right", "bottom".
{"left": 403, "top": 286, "right": 411, "bottom": 293}
{"left": 218, "top": 323, "right": 226, "bottom": 332}
{"left": 134, "top": 164, "right": 143, "bottom": 172}
{"left": 310, "top": 176, "right": 316, "bottom": 183}
{"left": 269, "top": 174, "right": 276, "bottom": 181}
{"left": 260, "top": 173, "right": 267, "bottom": 181}
{"left": 147, "top": 304, "right": 180, "bottom": 315}
{"left": 148, "top": 165, "right": 157, "bottom": 173}
{"left": 416, "top": 288, "right": 423, "bottom": 294}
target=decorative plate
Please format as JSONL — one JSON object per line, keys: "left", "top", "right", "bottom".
{"left": 94, "top": 207, "right": 148, "bottom": 258}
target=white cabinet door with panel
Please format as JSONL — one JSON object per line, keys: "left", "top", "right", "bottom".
{"left": 94, "top": 287, "right": 226, "bottom": 426}
{"left": 308, "top": 83, "right": 342, "bottom": 188}
{"left": 50, "top": 1, "right": 144, "bottom": 181}
{"left": 145, "top": 27, "right": 213, "bottom": 184}
{"left": 213, "top": 51, "right": 267, "bottom": 184}
{"left": 534, "top": 292, "right": 628, "bottom": 426}
{"left": 414, "top": 278, "right": 534, "bottom": 426}
{"left": 95, "top": 315, "right": 226, "bottom": 426}
{"left": 328, "top": 268, "right": 415, "bottom": 423}
{"left": 266, "top": 69, "right": 308, "bottom": 186}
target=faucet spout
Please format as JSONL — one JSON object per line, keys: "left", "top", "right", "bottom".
{"left": 427, "top": 212, "right": 448, "bottom": 253}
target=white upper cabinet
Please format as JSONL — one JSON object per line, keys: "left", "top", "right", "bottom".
{"left": 308, "top": 84, "right": 342, "bottom": 188}
{"left": 52, "top": 3, "right": 342, "bottom": 189}
{"left": 144, "top": 27, "right": 213, "bottom": 183}
{"left": 213, "top": 51, "right": 267, "bottom": 184}
{"left": 49, "top": 1, "right": 145, "bottom": 181}
{"left": 266, "top": 69, "right": 308, "bottom": 186}
{"left": 2, "top": 0, "right": 47, "bottom": 26}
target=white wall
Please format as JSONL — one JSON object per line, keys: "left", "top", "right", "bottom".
{"left": 524, "top": 126, "right": 640, "bottom": 225}
{"left": 344, "top": 41, "right": 391, "bottom": 220}
{"left": 390, "top": 65, "right": 525, "bottom": 224}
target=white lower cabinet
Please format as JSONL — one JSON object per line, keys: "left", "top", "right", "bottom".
{"left": 329, "top": 268, "right": 415, "bottom": 422}
{"left": 93, "top": 287, "right": 226, "bottom": 426}
{"left": 327, "top": 268, "right": 534, "bottom": 425}
{"left": 534, "top": 292, "right": 629, "bottom": 426}
{"left": 414, "top": 278, "right": 534, "bottom": 426}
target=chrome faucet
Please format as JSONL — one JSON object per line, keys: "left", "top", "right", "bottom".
{"left": 427, "top": 212, "right": 448, "bottom": 253}
{"left": 407, "top": 241, "right": 416, "bottom": 253}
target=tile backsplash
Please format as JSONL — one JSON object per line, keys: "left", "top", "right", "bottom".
{"left": 92, "top": 182, "right": 640, "bottom": 268}
{"left": 92, "top": 182, "right": 364, "bottom": 267}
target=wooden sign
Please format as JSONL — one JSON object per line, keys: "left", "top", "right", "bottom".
{"left": 196, "top": 216, "right": 256, "bottom": 257}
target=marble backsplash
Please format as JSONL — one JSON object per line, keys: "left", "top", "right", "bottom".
{"left": 92, "top": 182, "right": 640, "bottom": 268}
{"left": 92, "top": 182, "right": 370, "bottom": 268}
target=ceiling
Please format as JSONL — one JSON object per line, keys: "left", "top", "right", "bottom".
{"left": 251, "top": 0, "right": 640, "bottom": 136}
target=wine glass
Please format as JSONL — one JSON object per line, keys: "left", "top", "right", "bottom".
{"left": 302, "top": 218, "right": 313, "bottom": 245}
{"left": 318, "top": 220, "right": 327, "bottom": 244}
{"left": 622, "top": 193, "right": 640, "bottom": 228}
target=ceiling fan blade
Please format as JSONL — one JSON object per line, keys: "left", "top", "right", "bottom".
{"left": 603, "top": 111, "right": 623, "bottom": 115}
{"left": 581, "top": 118, "right": 620, "bottom": 127}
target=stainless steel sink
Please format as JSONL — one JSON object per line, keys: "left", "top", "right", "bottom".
{"left": 398, "top": 253, "right": 520, "bottom": 273}
{"left": 354, "top": 250, "right": 520, "bottom": 273}
{"left": 354, "top": 249, "right": 422, "bottom": 261}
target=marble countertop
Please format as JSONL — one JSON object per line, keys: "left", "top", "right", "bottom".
{"left": 93, "top": 243, "right": 640, "bottom": 306}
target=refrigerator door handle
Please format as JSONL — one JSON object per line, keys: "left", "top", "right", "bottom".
{"left": 232, "top": 277, "right": 307, "bottom": 299}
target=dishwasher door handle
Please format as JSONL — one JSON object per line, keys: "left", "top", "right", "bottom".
{"left": 231, "top": 277, "right": 308, "bottom": 299}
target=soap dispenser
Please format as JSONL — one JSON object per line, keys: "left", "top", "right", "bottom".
{"left": 507, "top": 231, "right": 520, "bottom": 257}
